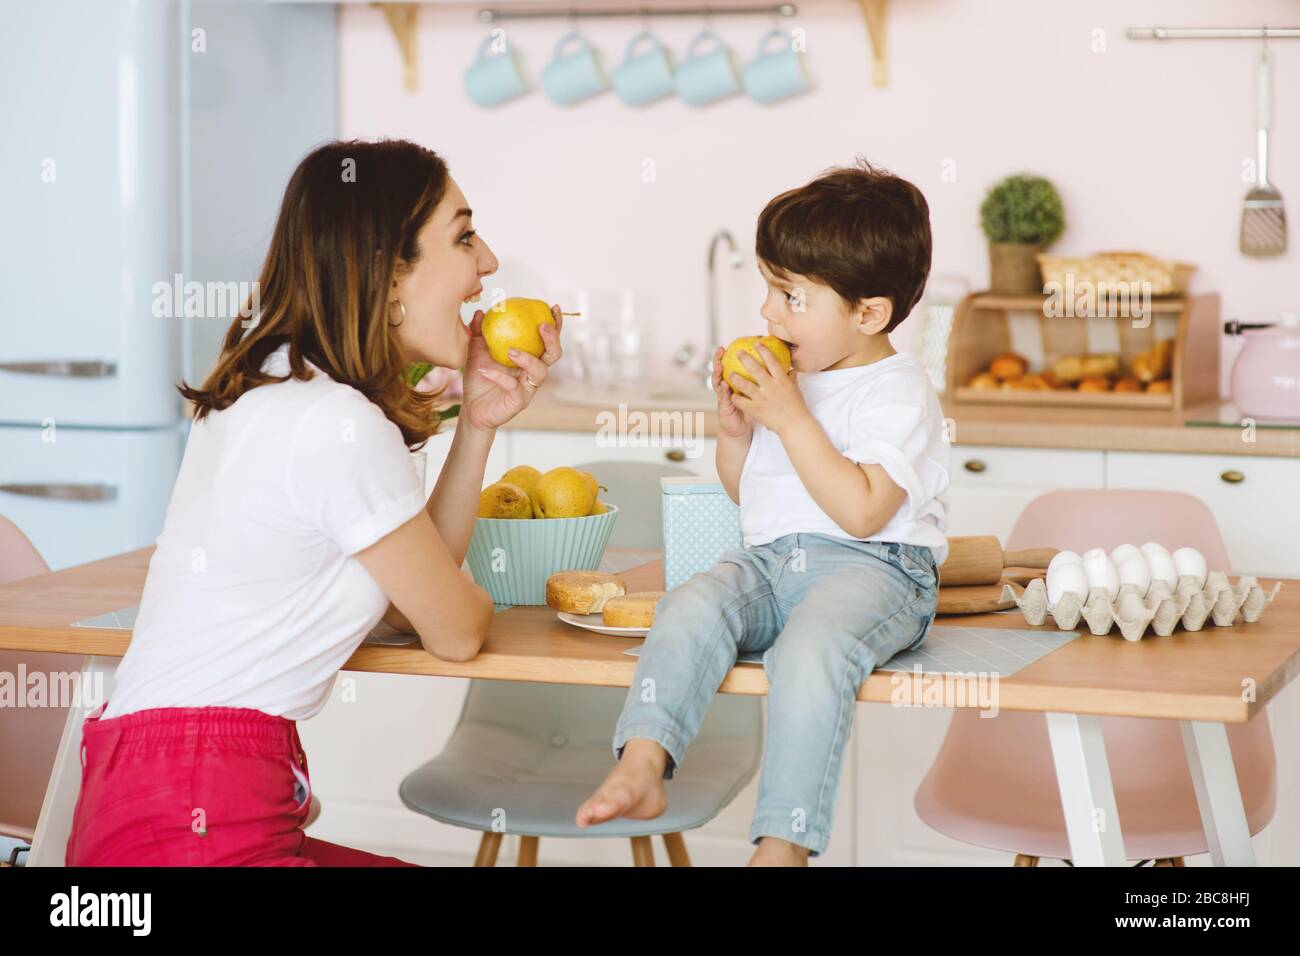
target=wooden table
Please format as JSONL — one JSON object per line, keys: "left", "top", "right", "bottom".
{"left": 3, "top": 547, "right": 1297, "bottom": 867}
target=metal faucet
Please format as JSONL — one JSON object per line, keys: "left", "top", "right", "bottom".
{"left": 674, "top": 229, "right": 743, "bottom": 387}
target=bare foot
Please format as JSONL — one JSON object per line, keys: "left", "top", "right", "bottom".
{"left": 748, "top": 837, "right": 811, "bottom": 867}
{"left": 575, "top": 739, "right": 670, "bottom": 828}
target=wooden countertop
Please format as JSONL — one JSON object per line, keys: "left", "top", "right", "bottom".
{"left": 2, "top": 546, "right": 1296, "bottom": 723}
{"left": 498, "top": 386, "right": 1300, "bottom": 458}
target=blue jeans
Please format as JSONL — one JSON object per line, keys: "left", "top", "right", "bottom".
{"left": 613, "top": 533, "right": 939, "bottom": 856}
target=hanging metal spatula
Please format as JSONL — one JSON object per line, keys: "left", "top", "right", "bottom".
{"left": 1241, "top": 43, "right": 1287, "bottom": 256}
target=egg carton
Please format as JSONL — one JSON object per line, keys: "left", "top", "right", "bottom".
{"left": 999, "top": 572, "right": 1283, "bottom": 641}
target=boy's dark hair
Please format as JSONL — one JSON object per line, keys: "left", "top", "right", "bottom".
{"left": 756, "top": 159, "right": 932, "bottom": 333}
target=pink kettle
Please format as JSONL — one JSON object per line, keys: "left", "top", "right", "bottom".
{"left": 1229, "top": 312, "right": 1300, "bottom": 421}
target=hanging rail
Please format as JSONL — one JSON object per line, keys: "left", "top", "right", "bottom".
{"left": 1127, "top": 26, "right": 1300, "bottom": 40}
{"left": 478, "top": 4, "right": 797, "bottom": 22}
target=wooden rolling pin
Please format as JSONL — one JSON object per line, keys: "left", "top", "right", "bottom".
{"left": 938, "top": 536, "right": 1057, "bottom": 587}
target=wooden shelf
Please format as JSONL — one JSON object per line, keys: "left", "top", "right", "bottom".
{"left": 946, "top": 292, "right": 1221, "bottom": 415}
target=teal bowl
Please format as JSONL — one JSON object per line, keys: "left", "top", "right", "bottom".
{"left": 466, "top": 504, "right": 620, "bottom": 605}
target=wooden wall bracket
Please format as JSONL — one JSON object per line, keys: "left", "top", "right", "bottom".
{"left": 857, "top": 0, "right": 889, "bottom": 88}
{"left": 375, "top": 3, "right": 419, "bottom": 92}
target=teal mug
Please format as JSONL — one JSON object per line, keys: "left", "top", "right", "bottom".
{"left": 612, "top": 31, "right": 675, "bottom": 106}
{"left": 674, "top": 31, "right": 740, "bottom": 107}
{"left": 464, "top": 33, "right": 528, "bottom": 107}
{"left": 742, "top": 29, "right": 809, "bottom": 104}
{"left": 541, "top": 32, "right": 609, "bottom": 106}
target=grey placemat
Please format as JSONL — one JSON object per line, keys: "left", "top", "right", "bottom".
{"left": 624, "top": 624, "right": 1080, "bottom": 677}
{"left": 72, "top": 605, "right": 425, "bottom": 647}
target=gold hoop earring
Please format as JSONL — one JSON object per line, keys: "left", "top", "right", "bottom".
{"left": 389, "top": 300, "right": 406, "bottom": 328}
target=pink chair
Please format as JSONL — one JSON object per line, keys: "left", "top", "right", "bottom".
{"left": 0, "top": 515, "right": 69, "bottom": 865}
{"left": 914, "top": 490, "right": 1277, "bottom": 865}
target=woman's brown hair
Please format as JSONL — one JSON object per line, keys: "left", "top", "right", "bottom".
{"left": 756, "top": 158, "right": 932, "bottom": 334}
{"left": 180, "top": 138, "right": 450, "bottom": 448}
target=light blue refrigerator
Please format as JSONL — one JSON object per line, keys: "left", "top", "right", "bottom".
{"left": 0, "top": 0, "right": 338, "bottom": 570}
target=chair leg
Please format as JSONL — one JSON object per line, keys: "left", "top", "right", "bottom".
{"left": 662, "top": 832, "right": 691, "bottom": 867}
{"left": 1013, "top": 854, "right": 1039, "bottom": 867}
{"left": 474, "top": 831, "right": 503, "bottom": 867}
{"left": 517, "top": 835, "right": 539, "bottom": 867}
{"left": 630, "top": 836, "right": 656, "bottom": 867}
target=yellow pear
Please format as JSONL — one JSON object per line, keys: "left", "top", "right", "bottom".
{"left": 477, "top": 481, "right": 532, "bottom": 519}
{"left": 500, "top": 465, "right": 541, "bottom": 502}
{"left": 534, "top": 467, "right": 597, "bottom": 518}
{"left": 580, "top": 470, "right": 601, "bottom": 497}
{"left": 481, "top": 298, "right": 552, "bottom": 368}
{"left": 590, "top": 499, "right": 609, "bottom": 515}
{"left": 721, "top": 335, "right": 792, "bottom": 386}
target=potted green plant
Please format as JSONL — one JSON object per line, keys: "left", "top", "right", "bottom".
{"left": 980, "top": 174, "right": 1065, "bottom": 293}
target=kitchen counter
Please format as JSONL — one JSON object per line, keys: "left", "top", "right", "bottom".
{"left": 500, "top": 387, "right": 1300, "bottom": 458}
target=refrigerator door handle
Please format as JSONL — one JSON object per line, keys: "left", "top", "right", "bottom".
{"left": 0, "top": 482, "right": 118, "bottom": 502}
{"left": 0, "top": 360, "right": 118, "bottom": 378}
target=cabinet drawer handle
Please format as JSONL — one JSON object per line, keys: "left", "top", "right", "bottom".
{"left": 665, "top": 449, "right": 686, "bottom": 462}
{"left": 963, "top": 459, "right": 987, "bottom": 474}
{"left": 1220, "top": 469, "right": 1245, "bottom": 484}
{"left": 0, "top": 482, "right": 118, "bottom": 501}
{"left": 0, "top": 360, "right": 117, "bottom": 378}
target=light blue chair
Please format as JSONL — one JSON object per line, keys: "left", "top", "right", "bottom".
{"left": 401, "top": 460, "right": 762, "bottom": 866}
{"left": 399, "top": 680, "right": 762, "bottom": 866}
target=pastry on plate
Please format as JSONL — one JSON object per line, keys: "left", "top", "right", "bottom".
{"left": 546, "top": 570, "right": 627, "bottom": 614}
{"left": 602, "top": 591, "right": 667, "bottom": 628}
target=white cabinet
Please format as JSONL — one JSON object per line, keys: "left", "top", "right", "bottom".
{"left": 508, "top": 430, "right": 717, "bottom": 475}
{"left": 414, "top": 422, "right": 510, "bottom": 496}
{"left": 1106, "top": 451, "right": 1300, "bottom": 577}
{"left": 947, "top": 445, "right": 1106, "bottom": 540}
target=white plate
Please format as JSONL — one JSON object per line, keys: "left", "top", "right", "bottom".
{"left": 557, "top": 611, "right": 650, "bottom": 637}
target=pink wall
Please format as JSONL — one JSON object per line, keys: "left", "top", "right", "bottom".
{"left": 339, "top": 0, "right": 1300, "bottom": 397}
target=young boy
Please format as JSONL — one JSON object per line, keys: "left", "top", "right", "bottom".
{"left": 576, "top": 160, "right": 950, "bottom": 865}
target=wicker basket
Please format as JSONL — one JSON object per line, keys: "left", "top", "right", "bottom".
{"left": 1037, "top": 251, "right": 1195, "bottom": 297}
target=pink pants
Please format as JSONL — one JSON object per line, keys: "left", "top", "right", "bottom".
{"left": 66, "top": 703, "right": 419, "bottom": 867}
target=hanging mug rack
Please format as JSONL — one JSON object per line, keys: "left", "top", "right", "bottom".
{"left": 478, "top": 4, "right": 798, "bottom": 22}
{"left": 375, "top": 1, "right": 894, "bottom": 91}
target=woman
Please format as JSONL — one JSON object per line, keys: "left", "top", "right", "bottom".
{"left": 66, "top": 139, "right": 561, "bottom": 866}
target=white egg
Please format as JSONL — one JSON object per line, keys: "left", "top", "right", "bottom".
{"left": 1080, "top": 550, "right": 1120, "bottom": 601}
{"left": 1140, "top": 541, "right": 1169, "bottom": 557}
{"left": 1047, "top": 562, "right": 1090, "bottom": 606}
{"left": 1142, "top": 548, "right": 1178, "bottom": 590}
{"left": 1115, "top": 555, "right": 1151, "bottom": 597}
{"left": 1171, "top": 547, "right": 1207, "bottom": 589}
{"left": 1110, "top": 543, "right": 1141, "bottom": 566}
{"left": 1047, "top": 550, "right": 1083, "bottom": 575}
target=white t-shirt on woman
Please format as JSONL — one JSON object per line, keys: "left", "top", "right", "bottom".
{"left": 103, "top": 342, "right": 427, "bottom": 721}
{"left": 738, "top": 351, "right": 951, "bottom": 566}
